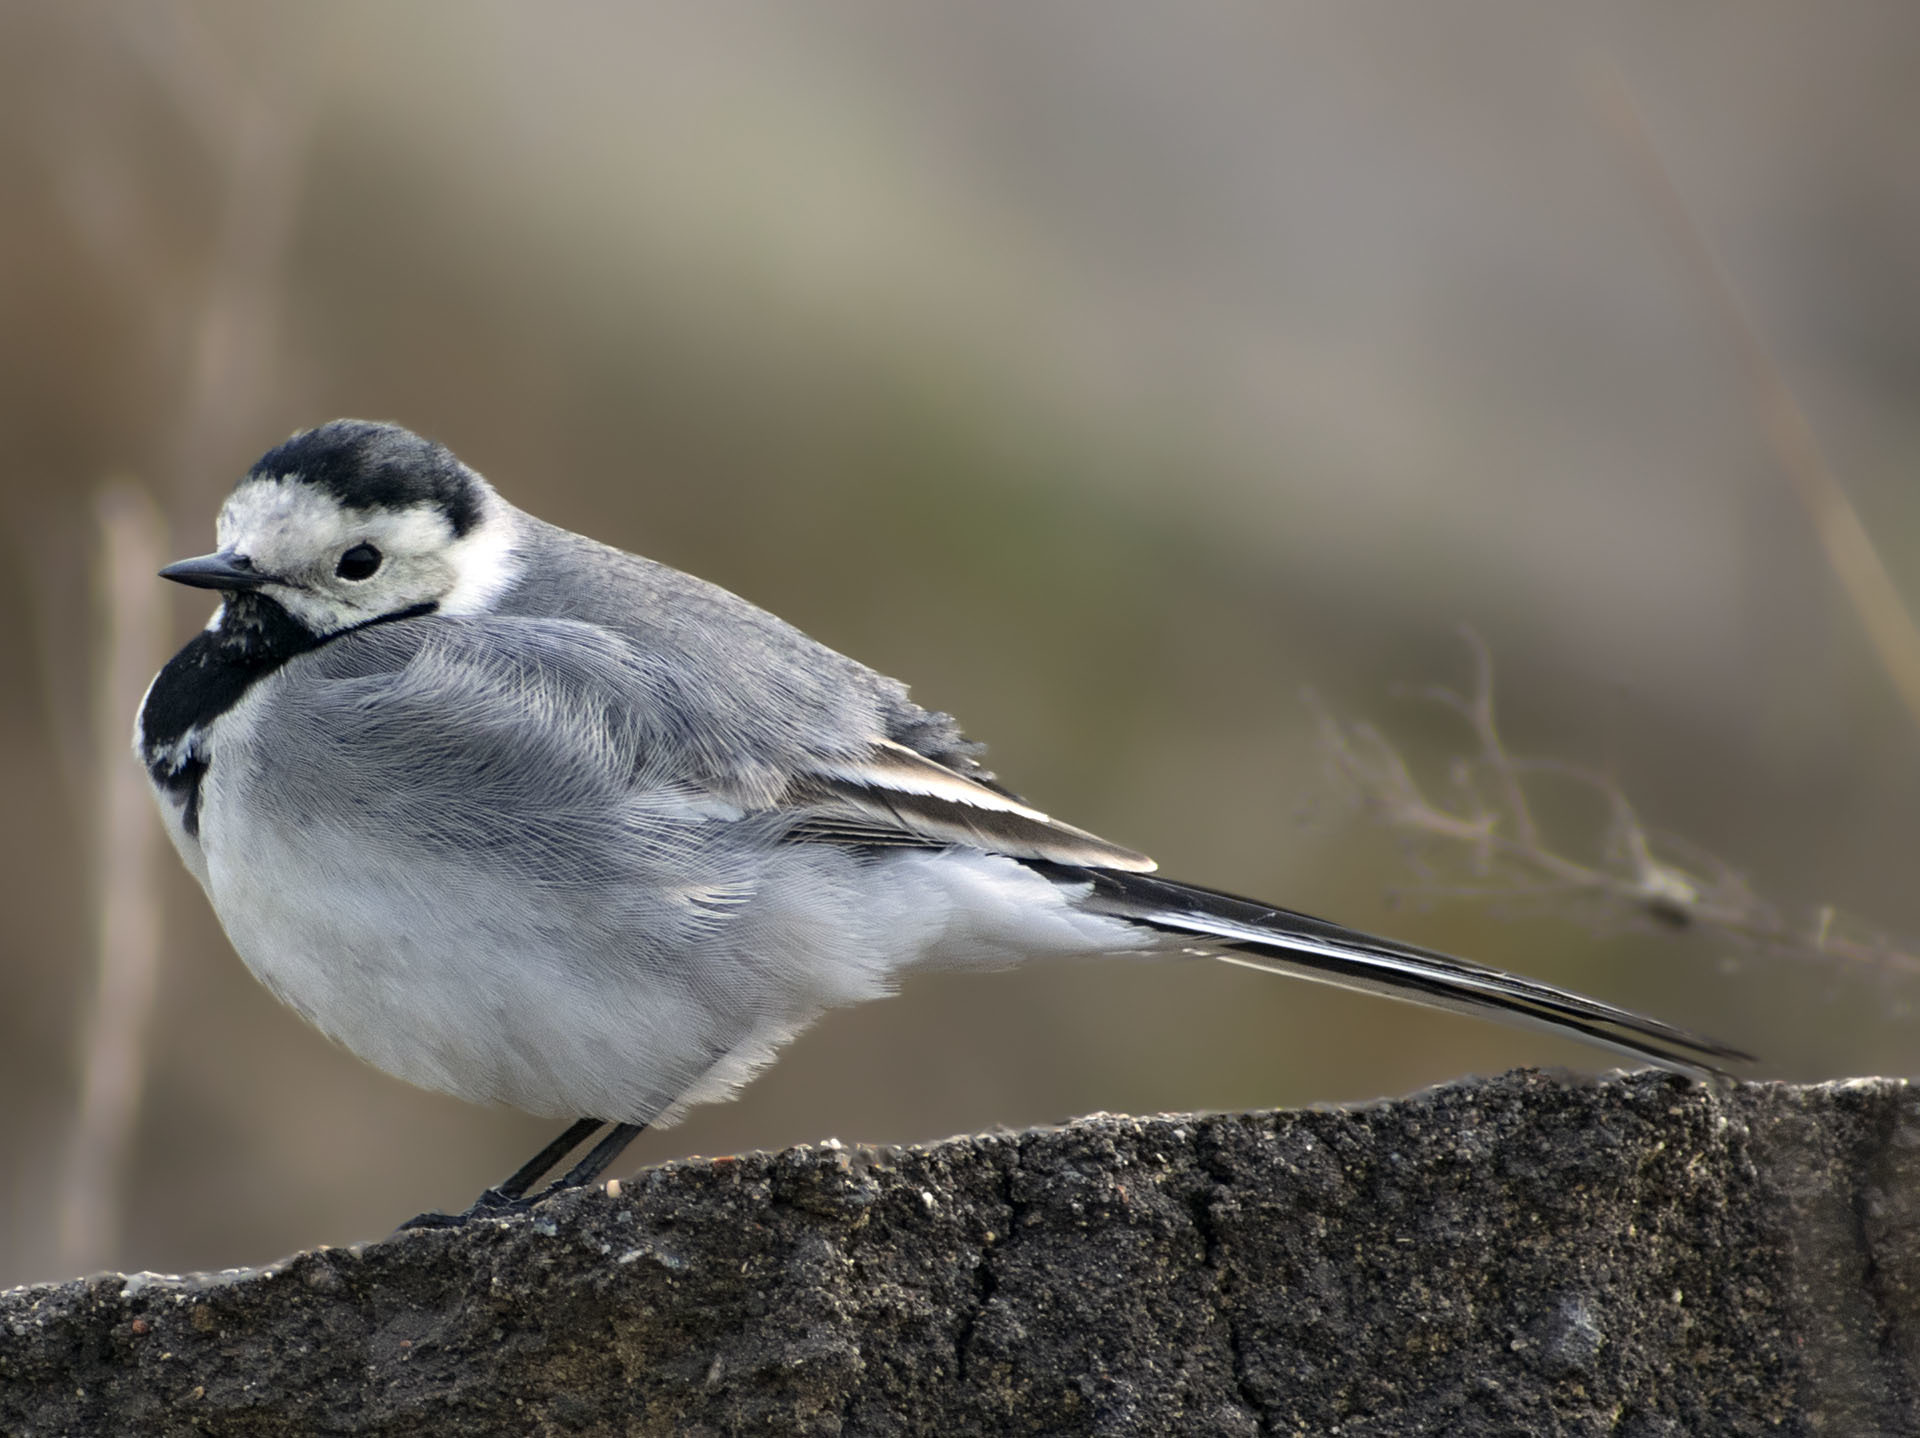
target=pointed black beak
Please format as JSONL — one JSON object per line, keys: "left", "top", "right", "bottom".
{"left": 158, "top": 552, "right": 269, "bottom": 591}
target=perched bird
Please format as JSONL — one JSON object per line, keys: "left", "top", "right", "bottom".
{"left": 138, "top": 420, "right": 1747, "bottom": 1222}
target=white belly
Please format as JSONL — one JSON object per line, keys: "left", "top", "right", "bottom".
{"left": 159, "top": 694, "right": 1152, "bottom": 1126}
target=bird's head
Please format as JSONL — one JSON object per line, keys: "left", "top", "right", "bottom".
{"left": 161, "top": 420, "right": 521, "bottom": 638}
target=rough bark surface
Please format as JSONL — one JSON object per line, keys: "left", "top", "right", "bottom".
{"left": 4, "top": 1070, "right": 1918, "bottom": 1436}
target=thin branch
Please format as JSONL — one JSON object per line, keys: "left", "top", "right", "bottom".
{"left": 1397, "top": 627, "right": 1543, "bottom": 852}
{"left": 1313, "top": 634, "right": 1918, "bottom": 979}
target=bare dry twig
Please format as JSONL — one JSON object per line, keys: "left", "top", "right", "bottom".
{"left": 1312, "top": 630, "right": 1920, "bottom": 979}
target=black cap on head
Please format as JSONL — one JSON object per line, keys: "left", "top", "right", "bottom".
{"left": 247, "top": 421, "right": 485, "bottom": 537}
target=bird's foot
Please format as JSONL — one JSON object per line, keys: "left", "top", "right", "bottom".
{"left": 392, "top": 1185, "right": 529, "bottom": 1233}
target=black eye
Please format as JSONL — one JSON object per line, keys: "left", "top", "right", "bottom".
{"left": 336, "top": 543, "right": 382, "bottom": 580}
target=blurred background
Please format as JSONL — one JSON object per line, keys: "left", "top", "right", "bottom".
{"left": 4, "top": 0, "right": 1918, "bottom": 1290}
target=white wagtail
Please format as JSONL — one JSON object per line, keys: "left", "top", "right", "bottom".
{"left": 138, "top": 420, "right": 1747, "bottom": 1223}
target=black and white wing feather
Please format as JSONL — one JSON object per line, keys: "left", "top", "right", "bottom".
{"left": 782, "top": 741, "right": 1748, "bottom": 1077}
{"left": 1052, "top": 867, "right": 1750, "bottom": 1075}
{"left": 788, "top": 739, "right": 1157, "bottom": 871}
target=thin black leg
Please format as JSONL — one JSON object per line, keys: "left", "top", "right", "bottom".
{"left": 541, "top": 1122, "right": 647, "bottom": 1197}
{"left": 494, "top": 1117, "right": 607, "bottom": 1201}
{"left": 394, "top": 1117, "right": 608, "bottom": 1232}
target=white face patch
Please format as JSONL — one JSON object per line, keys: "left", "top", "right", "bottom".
{"left": 214, "top": 478, "right": 523, "bottom": 634}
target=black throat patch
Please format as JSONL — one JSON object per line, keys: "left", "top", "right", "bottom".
{"left": 139, "top": 592, "right": 432, "bottom": 837}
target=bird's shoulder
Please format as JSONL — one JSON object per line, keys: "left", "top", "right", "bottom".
{"left": 486, "top": 531, "right": 1157, "bottom": 868}
{"left": 242, "top": 614, "right": 659, "bottom": 783}
{"left": 499, "top": 521, "right": 993, "bottom": 775}
{"left": 256, "top": 556, "right": 1155, "bottom": 872}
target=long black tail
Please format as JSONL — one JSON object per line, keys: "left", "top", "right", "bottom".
{"left": 1037, "top": 864, "right": 1751, "bottom": 1076}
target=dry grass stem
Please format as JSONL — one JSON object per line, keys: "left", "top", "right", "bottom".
{"left": 51, "top": 9, "right": 318, "bottom": 1271}
{"left": 1593, "top": 62, "right": 1920, "bottom": 734}
{"left": 59, "top": 485, "right": 169, "bottom": 1272}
